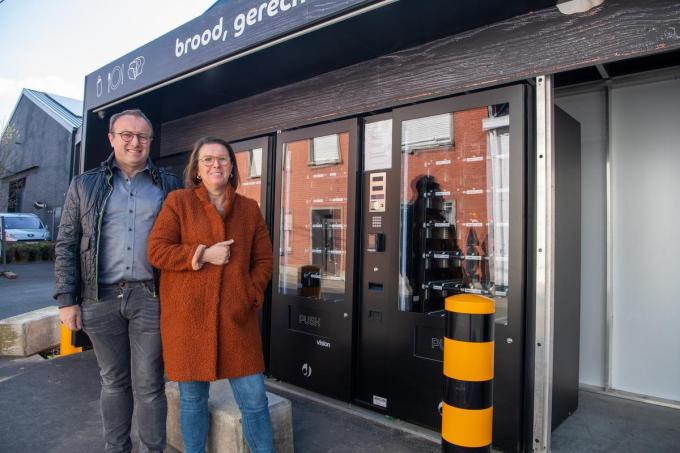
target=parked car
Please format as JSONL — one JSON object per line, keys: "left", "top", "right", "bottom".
{"left": 0, "top": 213, "right": 51, "bottom": 241}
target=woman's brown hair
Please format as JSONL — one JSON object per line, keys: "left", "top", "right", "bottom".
{"left": 183, "top": 136, "right": 240, "bottom": 189}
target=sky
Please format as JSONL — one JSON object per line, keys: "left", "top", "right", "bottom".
{"left": 0, "top": 0, "right": 216, "bottom": 123}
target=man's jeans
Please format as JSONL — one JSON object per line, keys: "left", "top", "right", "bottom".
{"left": 179, "top": 374, "right": 273, "bottom": 453}
{"left": 81, "top": 283, "right": 167, "bottom": 453}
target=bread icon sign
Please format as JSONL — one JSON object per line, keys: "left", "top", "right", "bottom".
{"left": 128, "top": 56, "right": 145, "bottom": 80}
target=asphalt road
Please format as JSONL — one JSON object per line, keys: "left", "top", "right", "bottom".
{"left": 0, "top": 261, "right": 56, "bottom": 319}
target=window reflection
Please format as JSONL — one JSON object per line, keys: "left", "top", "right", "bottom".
{"left": 233, "top": 146, "right": 263, "bottom": 206}
{"left": 278, "top": 133, "right": 350, "bottom": 302}
{"left": 399, "top": 104, "right": 510, "bottom": 322}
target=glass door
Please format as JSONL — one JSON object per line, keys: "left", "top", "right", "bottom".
{"left": 398, "top": 104, "right": 512, "bottom": 320}
{"left": 269, "top": 119, "right": 358, "bottom": 401}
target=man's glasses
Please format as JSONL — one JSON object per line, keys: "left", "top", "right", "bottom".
{"left": 111, "top": 131, "right": 153, "bottom": 144}
{"left": 198, "top": 156, "right": 231, "bottom": 166}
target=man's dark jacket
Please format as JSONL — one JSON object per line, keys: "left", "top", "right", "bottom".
{"left": 53, "top": 153, "right": 182, "bottom": 307}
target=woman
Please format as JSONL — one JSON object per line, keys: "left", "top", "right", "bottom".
{"left": 147, "top": 136, "right": 273, "bottom": 453}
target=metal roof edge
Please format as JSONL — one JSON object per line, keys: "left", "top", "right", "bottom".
{"left": 22, "top": 89, "right": 82, "bottom": 131}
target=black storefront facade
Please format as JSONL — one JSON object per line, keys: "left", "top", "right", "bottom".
{"left": 80, "top": 1, "right": 680, "bottom": 451}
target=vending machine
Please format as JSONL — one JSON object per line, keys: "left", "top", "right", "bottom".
{"left": 268, "top": 84, "right": 581, "bottom": 452}
{"left": 269, "top": 119, "right": 360, "bottom": 401}
{"left": 355, "top": 86, "right": 530, "bottom": 450}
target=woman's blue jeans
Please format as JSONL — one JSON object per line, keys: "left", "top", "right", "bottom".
{"left": 178, "top": 374, "right": 273, "bottom": 453}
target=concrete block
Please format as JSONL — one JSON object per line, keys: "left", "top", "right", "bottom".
{"left": 0, "top": 306, "right": 60, "bottom": 356}
{"left": 166, "top": 380, "right": 293, "bottom": 453}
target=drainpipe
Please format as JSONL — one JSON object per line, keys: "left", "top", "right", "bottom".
{"left": 1, "top": 216, "right": 5, "bottom": 265}
{"left": 69, "top": 127, "right": 78, "bottom": 181}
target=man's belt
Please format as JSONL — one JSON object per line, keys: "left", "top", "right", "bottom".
{"left": 100, "top": 279, "right": 153, "bottom": 289}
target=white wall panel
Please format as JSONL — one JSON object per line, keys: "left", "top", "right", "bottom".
{"left": 611, "top": 78, "right": 680, "bottom": 401}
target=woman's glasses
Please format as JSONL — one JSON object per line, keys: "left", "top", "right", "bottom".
{"left": 198, "top": 156, "right": 231, "bottom": 166}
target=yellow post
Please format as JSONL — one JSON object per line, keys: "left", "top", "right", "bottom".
{"left": 60, "top": 324, "right": 82, "bottom": 356}
{"left": 442, "top": 294, "right": 495, "bottom": 452}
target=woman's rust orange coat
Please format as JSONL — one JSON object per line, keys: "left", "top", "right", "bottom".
{"left": 147, "top": 184, "right": 272, "bottom": 382}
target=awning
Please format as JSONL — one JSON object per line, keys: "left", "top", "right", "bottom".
{"left": 84, "top": 0, "right": 557, "bottom": 118}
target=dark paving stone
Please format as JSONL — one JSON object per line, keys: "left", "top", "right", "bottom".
{"left": 552, "top": 390, "right": 680, "bottom": 453}
{"left": 273, "top": 387, "right": 440, "bottom": 453}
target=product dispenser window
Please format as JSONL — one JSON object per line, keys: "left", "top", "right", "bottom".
{"left": 398, "top": 104, "right": 510, "bottom": 322}
{"left": 278, "top": 133, "right": 349, "bottom": 302}
{"left": 233, "top": 146, "right": 263, "bottom": 205}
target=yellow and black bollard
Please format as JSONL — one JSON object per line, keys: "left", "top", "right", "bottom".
{"left": 59, "top": 325, "right": 82, "bottom": 356}
{"left": 441, "top": 294, "right": 495, "bottom": 452}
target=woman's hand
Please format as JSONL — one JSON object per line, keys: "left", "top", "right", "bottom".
{"left": 202, "top": 239, "right": 234, "bottom": 265}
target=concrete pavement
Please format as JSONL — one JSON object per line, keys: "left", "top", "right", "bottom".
{"left": 0, "top": 261, "right": 441, "bottom": 452}
{"left": 0, "top": 351, "right": 440, "bottom": 453}
{"left": 4, "top": 348, "right": 679, "bottom": 452}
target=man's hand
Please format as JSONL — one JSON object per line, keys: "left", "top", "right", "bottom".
{"left": 202, "top": 239, "right": 235, "bottom": 265}
{"left": 60, "top": 305, "right": 82, "bottom": 331}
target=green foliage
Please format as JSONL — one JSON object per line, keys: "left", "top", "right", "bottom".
{"left": 39, "top": 345, "right": 61, "bottom": 360}
{"left": 1, "top": 241, "right": 55, "bottom": 263}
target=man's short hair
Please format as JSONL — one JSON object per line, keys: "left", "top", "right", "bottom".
{"left": 109, "top": 109, "right": 154, "bottom": 137}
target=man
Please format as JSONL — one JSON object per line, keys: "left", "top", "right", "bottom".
{"left": 54, "top": 109, "right": 182, "bottom": 453}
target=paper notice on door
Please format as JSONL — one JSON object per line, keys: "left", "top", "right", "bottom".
{"left": 364, "top": 119, "right": 392, "bottom": 171}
